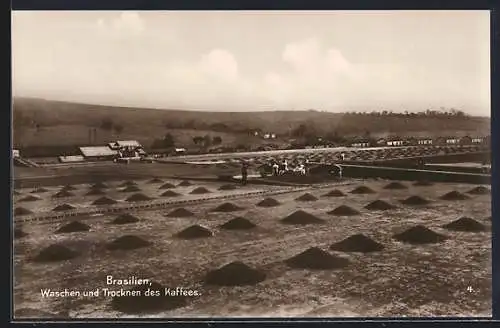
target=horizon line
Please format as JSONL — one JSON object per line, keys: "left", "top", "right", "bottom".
{"left": 12, "top": 96, "right": 491, "bottom": 118}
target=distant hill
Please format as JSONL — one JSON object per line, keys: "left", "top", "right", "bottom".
{"left": 13, "top": 97, "right": 490, "bottom": 149}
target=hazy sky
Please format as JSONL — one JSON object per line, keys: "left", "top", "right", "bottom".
{"left": 11, "top": 10, "right": 490, "bottom": 115}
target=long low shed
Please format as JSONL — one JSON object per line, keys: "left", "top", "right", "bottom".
{"left": 58, "top": 155, "right": 85, "bottom": 163}
{"left": 79, "top": 146, "right": 118, "bottom": 159}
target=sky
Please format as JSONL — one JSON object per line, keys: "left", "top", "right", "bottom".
{"left": 11, "top": 10, "right": 490, "bottom": 116}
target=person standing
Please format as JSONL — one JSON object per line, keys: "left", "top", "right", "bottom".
{"left": 297, "top": 163, "right": 306, "bottom": 175}
{"left": 241, "top": 162, "right": 248, "bottom": 185}
{"left": 272, "top": 161, "right": 279, "bottom": 176}
{"left": 335, "top": 164, "right": 343, "bottom": 179}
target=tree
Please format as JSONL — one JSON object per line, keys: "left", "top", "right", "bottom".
{"left": 113, "top": 124, "right": 124, "bottom": 134}
{"left": 203, "top": 135, "right": 212, "bottom": 147}
{"left": 209, "top": 123, "right": 229, "bottom": 132}
{"left": 291, "top": 123, "right": 308, "bottom": 138}
{"left": 163, "top": 133, "right": 175, "bottom": 148}
{"left": 183, "top": 120, "right": 197, "bottom": 129}
{"left": 100, "top": 118, "right": 114, "bottom": 131}
{"left": 212, "top": 136, "right": 222, "bottom": 145}
{"left": 192, "top": 136, "right": 204, "bottom": 145}
{"left": 325, "top": 131, "right": 346, "bottom": 144}
{"left": 304, "top": 135, "right": 319, "bottom": 146}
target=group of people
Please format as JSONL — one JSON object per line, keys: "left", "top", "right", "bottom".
{"left": 269, "top": 159, "right": 310, "bottom": 176}
{"left": 242, "top": 156, "right": 345, "bottom": 185}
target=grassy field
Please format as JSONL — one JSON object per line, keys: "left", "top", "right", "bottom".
{"left": 13, "top": 178, "right": 491, "bottom": 318}
{"left": 13, "top": 97, "right": 490, "bottom": 149}
{"left": 14, "top": 124, "right": 264, "bottom": 150}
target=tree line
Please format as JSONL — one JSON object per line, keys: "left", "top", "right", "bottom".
{"left": 341, "top": 108, "right": 468, "bottom": 117}
{"left": 150, "top": 133, "right": 223, "bottom": 149}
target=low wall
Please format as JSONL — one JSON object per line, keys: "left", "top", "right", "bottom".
{"left": 342, "top": 164, "right": 490, "bottom": 184}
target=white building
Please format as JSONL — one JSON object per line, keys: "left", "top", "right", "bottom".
{"left": 59, "top": 155, "right": 85, "bottom": 163}
{"left": 79, "top": 146, "right": 118, "bottom": 161}
{"left": 108, "top": 140, "right": 146, "bottom": 158}
{"left": 387, "top": 140, "right": 404, "bottom": 146}
{"left": 418, "top": 139, "right": 433, "bottom": 145}
{"left": 263, "top": 133, "right": 276, "bottom": 139}
{"left": 116, "top": 140, "right": 142, "bottom": 149}
{"left": 351, "top": 142, "right": 370, "bottom": 147}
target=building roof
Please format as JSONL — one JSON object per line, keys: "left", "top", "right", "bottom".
{"left": 79, "top": 146, "right": 118, "bottom": 157}
{"left": 116, "top": 140, "right": 142, "bottom": 147}
{"left": 59, "top": 155, "right": 85, "bottom": 163}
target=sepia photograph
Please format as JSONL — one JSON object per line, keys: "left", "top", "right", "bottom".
{"left": 11, "top": 10, "right": 491, "bottom": 319}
